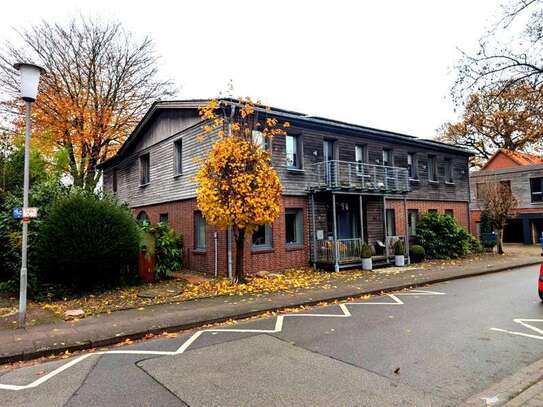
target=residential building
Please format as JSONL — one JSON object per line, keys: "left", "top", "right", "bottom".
{"left": 470, "top": 149, "right": 543, "bottom": 244}
{"left": 98, "top": 99, "right": 472, "bottom": 275}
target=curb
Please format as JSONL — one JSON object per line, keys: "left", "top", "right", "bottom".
{"left": 2, "top": 259, "right": 541, "bottom": 365}
{"left": 462, "top": 357, "right": 543, "bottom": 406}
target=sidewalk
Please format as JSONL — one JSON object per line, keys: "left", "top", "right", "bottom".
{"left": 0, "top": 246, "right": 541, "bottom": 365}
{"left": 463, "top": 358, "right": 543, "bottom": 406}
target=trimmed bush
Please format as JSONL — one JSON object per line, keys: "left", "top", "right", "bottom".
{"left": 36, "top": 190, "right": 139, "bottom": 288}
{"left": 415, "top": 212, "right": 473, "bottom": 259}
{"left": 409, "top": 245, "right": 425, "bottom": 263}
{"left": 393, "top": 239, "right": 404, "bottom": 256}
{"left": 360, "top": 243, "right": 372, "bottom": 259}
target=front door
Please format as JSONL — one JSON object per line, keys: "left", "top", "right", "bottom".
{"left": 336, "top": 197, "right": 360, "bottom": 239}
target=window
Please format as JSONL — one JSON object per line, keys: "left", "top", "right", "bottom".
{"left": 500, "top": 180, "right": 511, "bottom": 193}
{"left": 386, "top": 208, "right": 396, "bottom": 236}
{"left": 445, "top": 209, "right": 454, "bottom": 217}
{"left": 159, "top": 213, "right": 169, "bottom": 224}
{"left": 136, "top": 211, "right": 149, "bottom": 223}
{"left": 476, "top": 183, "right": 486, "bottom": 200}
{"left": 285, "top": 208, "right": 303, "bottom": 245}
{"left": 112, "top": 169, "right": 118, "bottom": 193}
{"left": 382, "top": 149, "right": 392, "bottom": 166}
{"left": 252, "top": 224, "right": 272, "bottom": 249}
{"left": 428, "top": 209, "right": 438, "bottom": 214}
{"left": 444, "top": 158, "right": 453, "bottom": 183}
{"left": 408, "top": 209, "right": 418, "bottom": 236}
{"left": 428, "top": 155, "right": 437, "bottom": 182}
{"left": 531, "top": 177, "right": 543, "bottom": 202}
{"left": 355, "top": 145, "right": 366, "bottom": 174}
{"left": 194, "top": 212, "right": 206, "bottom": 250}
{"left": 174, "top": 139, "right": 183, "bottom": 175}
{"left": 286, "top": 135, "right": 301, "bottom": 169}
{"left": 407, "top": 153, "right": 417, "bottom": 179}
{"left": 139, "top": 153, "right": 150, "bottom": 185}
{"left": 252, "top": 130, "right": 269, "bottom": 150}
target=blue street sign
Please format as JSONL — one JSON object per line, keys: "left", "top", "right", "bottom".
{"left": 12, "top": 207, "right": 23, "bottom": 220}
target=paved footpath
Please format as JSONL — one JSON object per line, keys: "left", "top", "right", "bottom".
{"left": 0, "top": 252, "right": 541, "bottom": 364}
{"left": 0, "top": 265, "right": 542, "bottom": 406}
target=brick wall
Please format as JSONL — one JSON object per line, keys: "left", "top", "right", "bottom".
{"left": 386, "top": 199, "right": 470, "bottom": 236}
{"left": 132, "top": 195, "right": 309, "bottom": 276}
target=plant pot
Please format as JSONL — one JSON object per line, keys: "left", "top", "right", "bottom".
{"left": 395, "top": 255, "right": 405, "bottom": 267}
{"left": 362, "top": 257, "right": 372, "bottom": 271}
{"left": 138, "top": 251, "right": 156, "bottom": 283}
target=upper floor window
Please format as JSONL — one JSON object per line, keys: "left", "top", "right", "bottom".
{"left": 428, "top": 155, "right": 437, "bottom": 182}
{"left": 174, "top": 139, "right": 183, "bottom": 175}
{"left": 500, "top": 180, "right": 511, "bottom": 193}
{"left": 382, "top": 149, "right": 392, "bottom": 167}
{"left": 407, "top": 153, "right": 417, "bottom": 179}
{"left": 112, "top": 169, "right": 118, "bottom": 193}
{"left": 530, "top": 177, "right": 543, "bottom": 203}
{"left": 252, "top": 224, "right": 272, "bottom": 249}
{"left": 285, "top": 208, "right": 303, "bottom": 245}
{"left": 139, "top": 153, "right": 150, "bottom": 185}
{"left": 252, "top": 130, "right": 269, "bottom": 151}
{"left": 286, "top": 134, "right": 301, "bottom": 169}
{"left": 194, "top": 211, "right": 206, "bottom": 250}
{"left": 444, "top": 158, "right": 453, "bottom": 183}
{"left": 355, "top": 145, "right": 366, "bottom": 175}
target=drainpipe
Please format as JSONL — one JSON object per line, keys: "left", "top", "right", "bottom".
{"left": 226, "top": 104, "right": 236, "bottom": 280}
{"left": 214, "top": 231, "right": 218, "bottom": 277}
{"left": 404, "top": 196, "right": 410, "bottom": 265}
{"left": 311, "top": 193, "right": 317, "bottom": 269}
{"left": 383, "top": 196, "right": 389, "bottom": 263}
{"left": 332, "top": 193, "right": 339, "bottom": 272}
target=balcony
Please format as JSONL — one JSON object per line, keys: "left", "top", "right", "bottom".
{"left": 308, "top": 160, "right": 409, "bottom": 193}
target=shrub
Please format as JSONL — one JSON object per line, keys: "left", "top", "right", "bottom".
{"left": 393, "top": 239, "right": 404, "bottom": 256}
{"left": 36, "top": 190, "right": 139, "bottom": 289}
{"left": 415, "top": 212, "right": 473, "bottom": 259}
{"left": 360, "top": 243, "right": 372, "bottom": 259}
{"left": 139, "top": 221, "right": 183, "bottom": 280}
{"left": 409, "top": 245, "right": 425, "bottom": 263}
{"left": 469, "top": 236, "right": 484, "bottom": 253}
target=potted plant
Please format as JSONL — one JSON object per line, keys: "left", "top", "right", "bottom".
{"left": 393, "top": 239, "right": 405, "bottom": 267}
{"left": 361, "top": 243, "right": 372, "bottom": 271}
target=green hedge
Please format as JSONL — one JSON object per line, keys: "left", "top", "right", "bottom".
{"left": 416, "top": 212, "right": 473, "bottom": 259}
{"left": 36, "top": 190, "right": 139, "bottom": 288}
{"left": 409, "top": 245, "right": 425, "bottom": 263}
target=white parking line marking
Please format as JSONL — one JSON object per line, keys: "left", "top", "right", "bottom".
{"left": 0, "top": 289, "right": 445, "bottom": 391}
{"left": 490, "top": 319, "right": 543, "bottom": 341}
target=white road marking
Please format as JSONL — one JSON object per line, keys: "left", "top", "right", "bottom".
{"left": 0, "top": 289, "right": 445, "bottom": 391}
{"left": 490, "top": 319, "right": 543, "bottom": 341}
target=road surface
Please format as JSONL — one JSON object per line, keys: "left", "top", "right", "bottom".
{"left": 1, "top": 264, "right": 542, "bottom": 406}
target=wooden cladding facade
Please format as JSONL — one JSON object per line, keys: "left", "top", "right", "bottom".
{"left": 103, "top": 106, "right": 471, "bottom": 208}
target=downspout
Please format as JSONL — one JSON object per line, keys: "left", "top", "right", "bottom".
{"left": 311, "top": 193, "right": 317, "bottom": 269}
{"left": 383, "top": 196, "right": 389, "bottom": 263}
{"left": 227, "top": 104, "right": 236, "bottom": 280}
{"left": 404, "top": 195, "right": 410, "bottom": 265}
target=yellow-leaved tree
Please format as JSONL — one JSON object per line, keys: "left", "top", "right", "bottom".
{"left": 196, "top": 98, "right": 288, "bottom": 283}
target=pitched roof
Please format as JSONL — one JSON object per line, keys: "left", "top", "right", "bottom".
{"left": 98, "top": 98, "right": 473, "bottom": 169}
{"left": 481, "top": 149, "right": 543, "bottom": 170}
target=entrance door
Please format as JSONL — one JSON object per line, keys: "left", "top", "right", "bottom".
{"left": 335, "top": 197, "right": 360, "bottom": 239}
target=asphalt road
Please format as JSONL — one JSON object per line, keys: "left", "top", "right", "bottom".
{"left": 1, "top": 264, "right": 543, "bottom": 406}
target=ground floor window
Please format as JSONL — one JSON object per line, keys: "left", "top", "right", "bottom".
{"left": 194, "top": 211, "right": 206, "bottom": 250}
{"left": 408, "top": 209, "right": 418, "bottom": 236}
{"left": 428, "top": 209, "right": 438, "bottom": 214}
{"left": 136, "top": 211, "right": 149, "bottom": 223}
{"left": 159, "top": 213, "right": 169, "bottom": 223}
{"left": 252, "top": 224, "right": 272, "bottom": 249}
{"left": 285, "top": 208, "right": 303, "bottom": 245}
{"left": 445, "top": 209, "right": 454, "bottom": 217}
{"left": 386, "top": 208, "right": 396, "bottom": 236}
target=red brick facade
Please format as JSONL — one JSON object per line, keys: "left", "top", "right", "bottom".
{"left": 132, "top": 195, "right": 309, "bottom": 276}
{"left": 134, "top": 196, "right": 470, "bottom": 275}
{"left": 386, "top": 199, "right": 470, "bottom": 236}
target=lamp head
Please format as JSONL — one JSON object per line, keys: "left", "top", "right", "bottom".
{"left": 13, "top": 62, "right": 45, "bottom": 102}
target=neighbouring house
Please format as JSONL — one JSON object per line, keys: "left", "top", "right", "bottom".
{"left": 98, "top": 99, "right": 472, "bottom": 275}
{"left": 470, "top": 149, "right": 543, "bottom": 244}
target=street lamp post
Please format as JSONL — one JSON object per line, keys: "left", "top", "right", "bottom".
{"left": 13, "top": 62, "right": 44, "bottom": 328}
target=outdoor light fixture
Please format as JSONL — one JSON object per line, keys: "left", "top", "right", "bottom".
{"left": 13, "top": 62, "right": 45, "bottom": 328}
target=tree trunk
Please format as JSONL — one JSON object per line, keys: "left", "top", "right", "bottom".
{"left": 496, "top": 228, "right": 504, "bottom": 255}
{"left": 233, "top": 228, "right": 246, "bottom": 284}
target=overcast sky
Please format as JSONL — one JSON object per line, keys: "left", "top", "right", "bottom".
{"left": 0, "top": 0, "right": 503, "bottom": 138}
